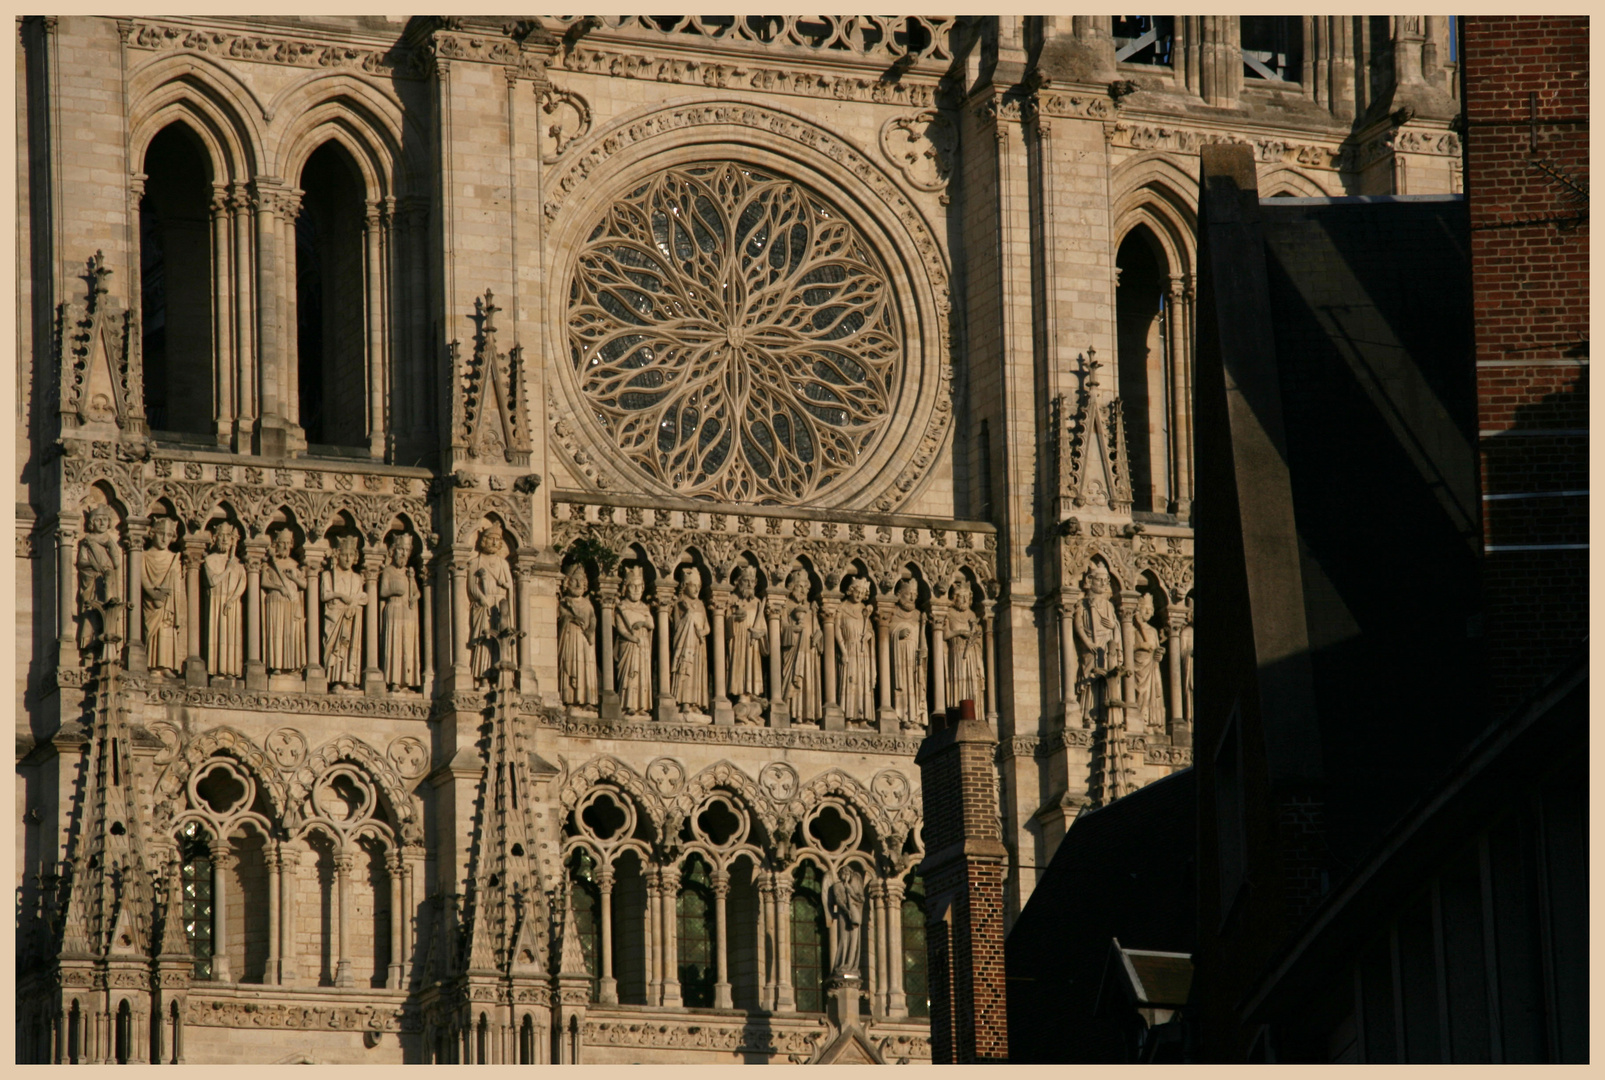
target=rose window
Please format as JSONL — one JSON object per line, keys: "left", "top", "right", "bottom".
{"left": 567, "top": 162, "right": 902, "bottom": 503}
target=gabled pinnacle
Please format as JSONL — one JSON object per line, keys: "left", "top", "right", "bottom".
{"left": 557, "top": 884, "right": 587, "bottom": 977}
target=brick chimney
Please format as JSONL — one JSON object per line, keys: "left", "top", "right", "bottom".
{"left": 915, "top": 699, "right": 1009, "bottom": 1063}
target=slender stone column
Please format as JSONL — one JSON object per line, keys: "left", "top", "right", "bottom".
{"left": 514, "top": 553, "right": 537, "bottom": 692}
{"left": 874, "top": 598, "right": 897, "bottom": 732}
{"left": 419, "top": 554, "right": 435, "bottom": 696}
{"left": 929, "top": 601, "right": 949, "bottom": 722}
{"left": 981, "top": 596, "right": 1000, "bottom": 726}
{"left": 600, "top": 580, "right": 616, "bottom": 699}
{"left": 645, "top": 870, "right": 662, "bottom": 1006}
{"left": 230, "top": 185, "right": 256, "bottom": 446}
{"left": 884, "top": 876, "right": 908, "bottom": 1017}
{"left": 208, "top": 185, "right": 234, "bottom": 445}
{"left": 1059, "top": 588, "right": 1081, "bottom": 725}
{"left": 281, "top": 193, "right": 300, "bottom": 434}
{"left": 1117, "top": 590, "right": 1140, "bottom": 730}
{"left": 820, "top": 591, "right": 843, "bottom": 729}
{"left": 868, "top": 878, "right": 886, "bottom": 1016}
{"left": 243, "top": 538, "right": 267, "bottom": 690}
{"left": 400, "top": 853, "right": 416, "bottom": 978}
{"left": 124, "top": 518, "right": 147, "bottom": 670}
{"left": 252, "top": 181, "right": 285, "bottom": 450}
{"left": 54, "top": 523, "right": 78, "bottom": 670}
{"left": 334, "top": 852, "right": 354, "bottom": 987}
{"left": 266, "top": 844, "right": 281, "bottom": 985}
{"left": 758, "top": 873, "right": 776, "bottom": 1010}
{"left": 387, "top": 849, "right": 405, "bottom": 989}
{"left": 597, "top": 868, "right": 617, "bottom": 1004}
{"left": 1167, "top": 277, "right": 1191, "bottom": 515}
{"left": 765, "top": 595, "right": 787, "bottom": 727}
{"left": 362, "top": 548, "right": 383, "bottom": 693}
{"left": 364, "top": 202, "right": 385, "bottom": 459}
{"left": 451, "top": 551, "right": 471, "bottom": 678}
{"left": 652, "top": 583, "right": 675, "bottom": 721}
{"left": 279, "top": 846, "right": 297, "bottom": 983}
{"left": 712, "top": 868, "right": 732, "bottom": 1009}
{"left": 210, "top": 841, "right": 234, "bottom": 982}
{"left": 660, "top": 862, "right": 682, "bottom": 1006}
{"left": 303, "top": 545, "right": 325, "bottom": 692}
{"left": 773, "top": 874, "right": 794, "bottom": 1010}
{"left": 710, "top": 587, "right": 732, "bottom": 725}
{"left": 182, "top": 537, "right": 206, "bottom": 686}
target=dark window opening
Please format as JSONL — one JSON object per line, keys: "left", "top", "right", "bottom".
{"left": 902, "top": 874, "right": 930, "bottom": 1018}
{"left": 570, "top": 850, "right": 602, "bottom": 1001}
{"left": 1116, "top": 227, "right": 1172, "bottom": 513}
{"left": 791, "top": 862, "right": 828, "bottom": 1013}
{"left": 1242, "top": 16, "right": 1303, "bottom": 82}
{"left": 179, "top": 823, "right": 214, "bottom": 980}
{"left": 297, "top": 142, "right": 368, "bottom": 450}
{"left": 139, "top": 123, "right": 214, "bottom": 439}
{"left": 676, "top": 856, "right": 718, "bottom": 1007}
{"left": 1114, "top": 16, "right": 1175, "bottom": 65}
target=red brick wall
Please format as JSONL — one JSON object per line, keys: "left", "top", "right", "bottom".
{"left": 1462, "top": 16, "right": 1589, "bottom": 714}
{"left": 917, "top": 723, "right": 1009, "bottom": 1062}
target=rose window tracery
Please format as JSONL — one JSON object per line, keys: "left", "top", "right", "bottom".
{"left": 567, "top": 162, "right": 902, "bottom": 503}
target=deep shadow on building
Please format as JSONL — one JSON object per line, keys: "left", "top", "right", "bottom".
{"left": 1006, "top": 17, "right": 1587, "bottom": 1063}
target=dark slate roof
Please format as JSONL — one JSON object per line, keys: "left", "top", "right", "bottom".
{"left": 1004, "top": 768, "right": 1196, "bottom": 1064}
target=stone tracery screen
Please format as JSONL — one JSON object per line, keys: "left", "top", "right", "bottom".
{"left": 567, "top": 162, "right": 901, "bottom": 504}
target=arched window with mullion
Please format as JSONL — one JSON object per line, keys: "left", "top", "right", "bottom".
{"left": 791, "top": 861, "right": 829, "bottom": 1013}
{"left": 178, "top": 821, "right": 214, "bottom": 980}
{"left": 676, "top": 855, "right": 718, "bottom": 1007}
{"left": 569, "top": 849, "right": 603, "bottom": 1001}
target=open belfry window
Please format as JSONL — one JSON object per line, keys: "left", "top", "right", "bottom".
{"left": 1114, "top": 16, "right": 1175, "bottom": 65}
{"left": 1241, "top": 16, "right": 1303, "bottom": 82}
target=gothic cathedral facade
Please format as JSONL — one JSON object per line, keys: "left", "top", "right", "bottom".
{"left": 16, "top": 16, "right": 1462, "bottom": 1064}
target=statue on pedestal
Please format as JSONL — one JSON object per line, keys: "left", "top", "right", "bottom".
{"left": 203, "top": 521, "right": 246, "bottom": 677}
{"left": 827, "top": 864, "right": 866, "bottom": 977}
{"left": 836, "top": 577, "right": 876, "bottom": 722}
{"left": 1130, "top": 591, "right": 1167, "bottom": 732}
{"left": 615, "top": 565, "right": 654, "bottom": 715}
{"left": 76, "top": 503, "right": 122, "bottom": 650}
{"left": 557, "top": 563, "right": 598, "bottom": 707}
{"left": 944, "top": 579, "right": 986, "bottom": 713}
{"left": 142, "top": 516, "right": 185, "bottom": 674}
{"left": 1073, "top": 563, "right": 1122, "bottom": 724}
{"left": 670, "top": 567, "right": 709, "bottom": 712}
{"left": 727, "top": 566, "right": 767, "bottom": 721}
{"left": 890, "top": 579, "right": 928, "bottom": 731}
{"left": 467, "top": 526, "right": 515, "bottom": 682}
{"left": 322, "top": 535, "right": 366, "bottom": 688}
{"left": 780, "top": 569, "right": 823, "bottom": 724}
{"left": 261, "top": 528, "right": 307, "bottom": 674}
{"left": 379, "top": 534, "right": 420, "bottom": 691}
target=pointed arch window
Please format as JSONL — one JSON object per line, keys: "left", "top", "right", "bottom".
{"left": 901, "top": 874, "right": 930, "bottom": 1019}
{"left": 296, "top": 141, "right": 370, "bottom": 452}
{"left": 569, "top": 850, "right": 603, "bottom": 1001}
{"left": 139, "top": 122, "right": 216, "bottom": 440}
{"left": 790, "top": 862, "right": 829, "bottom": 1013}
{"left": 178, "top": 822, "right": 215, "bottom": 980}
{"left": 676, "top": 856, "right": 717, "bottom": 1007}
{"left": 1116, "top": 226, "right": 1174, "bottom": 514}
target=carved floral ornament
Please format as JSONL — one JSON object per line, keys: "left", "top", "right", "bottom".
{"left": 544, "top": 102, "right": 953, "bottom": 513}
{"left": 567, "top": 162, "right": 901, "bottom": 504}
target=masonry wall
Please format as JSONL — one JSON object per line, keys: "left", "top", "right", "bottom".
{"left": 1461, "top": 16, "right": 1589, "bottom": 715}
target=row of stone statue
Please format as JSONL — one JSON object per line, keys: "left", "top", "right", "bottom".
{"left": 1066, "top": 562, "right": 1193, "bottom": 733}
{"left": 554, "top": 562, "right": 989, "bottom": 730}
{"left": 72, "top": 505, "right": 431, "bottom": 692}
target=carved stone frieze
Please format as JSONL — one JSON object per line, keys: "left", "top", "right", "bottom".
{"left": 129, "top": 20, "right": 427, "bottom": 79}
{"left": 550, "top": 712, "right": 924, "bottom": 756}
{"left": 582, "top": 1014, "right": 828, "bottom": 1055}
{"left": 556, "top": 47, "right": 938, "bottom": 109}
{"left": 147, "top": 684, "right": 431, "bottom": 720}
{"left": 184, "top": 997, "right": 418, "bottom": 1031}
{"left": 1107, "top": 121, "right": 1343, "bottom": 169}
{"left": 537, "top": 86, "right": 592, "bottom": 163}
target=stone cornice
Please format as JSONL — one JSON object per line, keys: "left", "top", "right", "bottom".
{"left": 550, "top": 714, "right": 926, "bottom": 757}
{"left": 127, "top": 19, "right": 428, "bottom": 79}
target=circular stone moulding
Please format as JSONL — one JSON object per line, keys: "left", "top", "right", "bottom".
{"left": 566, "top": 161, "right": 905, "bottom": 505}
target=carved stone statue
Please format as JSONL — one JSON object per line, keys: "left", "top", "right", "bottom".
{"left": 142, "top": 516, "right": 185, "bottom": 674}
{"left": 202, "top": 521, "right": 246, "bottom": 677}
{"left": 1181, "top": 600, "right": 1194, "bottom": 721}
{"left": 827, "top": 864, "right": 866, "bottom": 977}
{"left": 726, "top": 566, "right": 767, "bottom": 721}
{"left": 76, "top": 504, "right": 122, "bottom": 650}
{"left": 614, "top": 565, "right": 653, "bottom": 715}
{"left": 261, "top": 528, "right": 306, "bottom": 674}
{"left": 780, "top": 569, "right": 823, "bottom": 723}
{"left": 1130, "top": 591, "right": 1167, "bottom": 732}
{"left": 670, "top": 567, "right": 709, "bottom": 712}
{"left": 944, "top": 579, "right": 986, "bottom": 712}
{"left": 890, "top": 578, "right": 928, "bottom": 731}
{"left": 557, "top": 563, "right": 598, "bottom": 707}
{"left": 322, "top": 535, "right": 366, "bottom": 688}
{"left": 1074, "top": 563, "right": 1122, "bottom": 723}
{"left": 379, "top": 534, "right": 420, "bottom": 691}
{"left": 836, "top": 577, "right": 876, "bottom": 722}
{"left": 467, "top": 526, "right": 515, "bottom": 682}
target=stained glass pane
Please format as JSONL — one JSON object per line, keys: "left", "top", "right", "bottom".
{"left": 676, "top": 858, "right": 717, "bottom": 1007}
{"left": 791, "top": 863, "right": 827, "bottom": 1013}
{"left": 902, "top": 875, "right": 929, "bottom": 1018}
